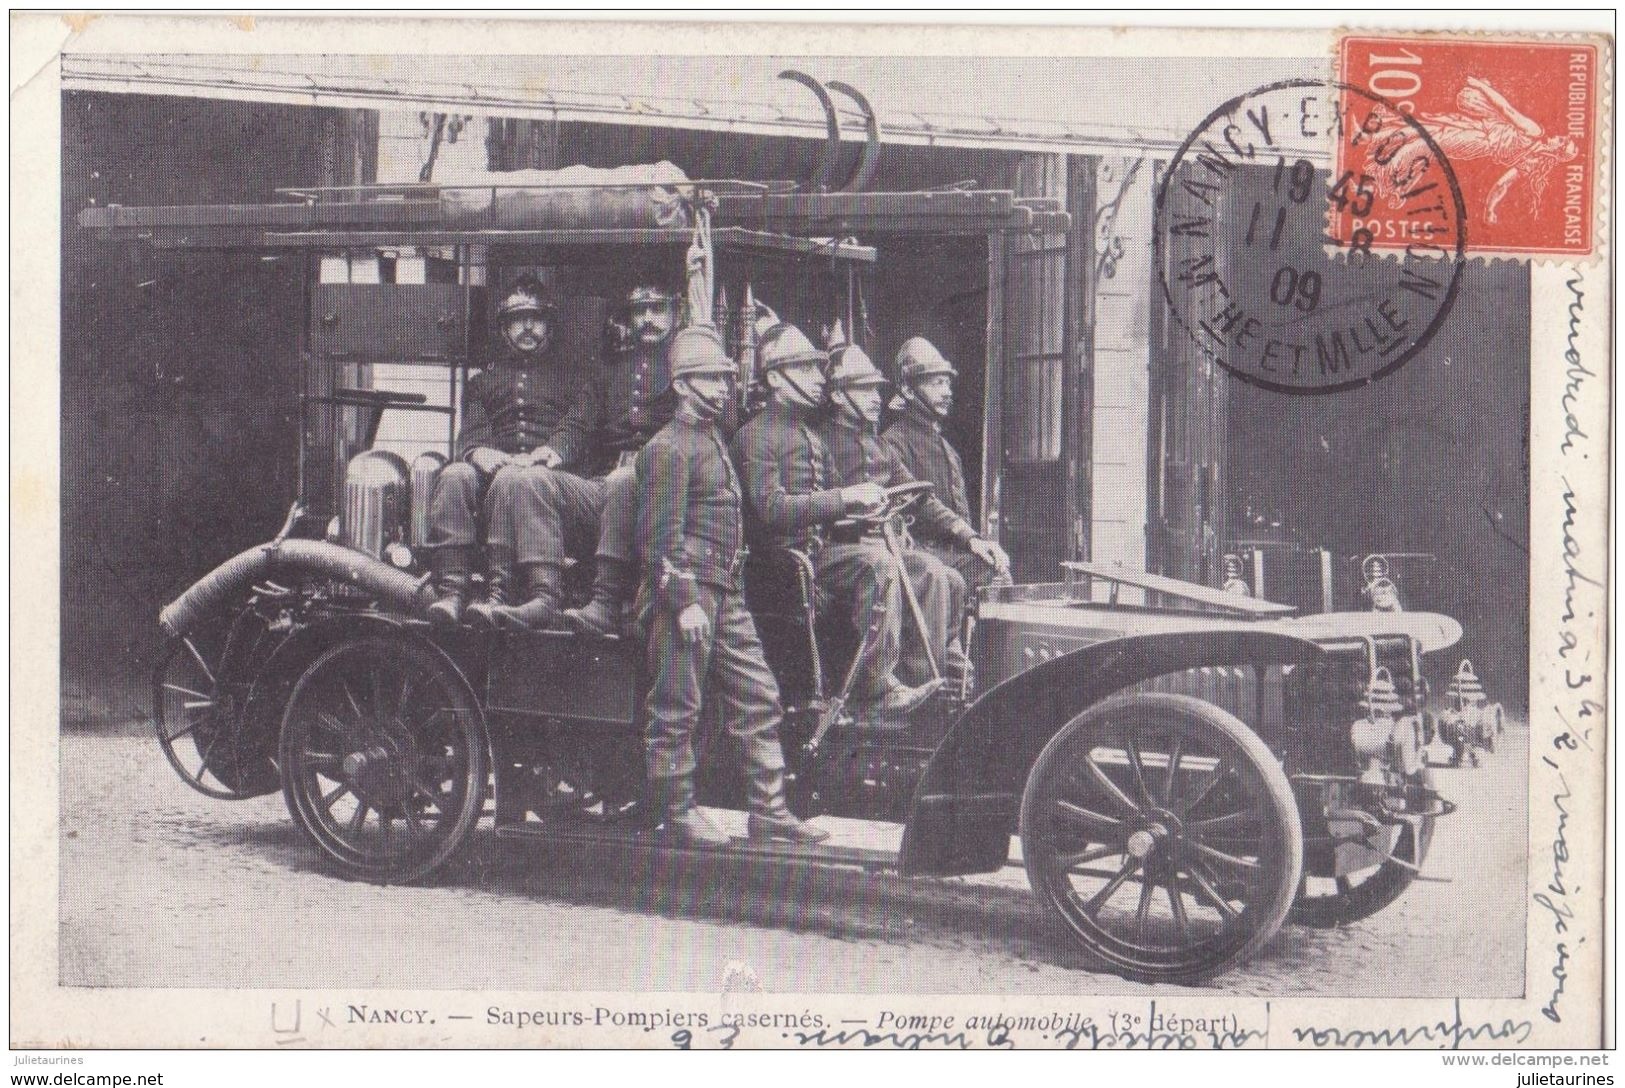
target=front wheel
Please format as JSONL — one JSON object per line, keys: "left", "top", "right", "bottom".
{"left": 279, "top": 635, "right": 488, "bottom": 883}
{"left": 1291, "top": 819, "right": 1423, "bottom": 927}
{"left": 1019, "top": 692, "right": 1303, "bottom": 983}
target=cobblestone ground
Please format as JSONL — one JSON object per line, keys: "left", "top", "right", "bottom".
{"left": 59, "top": 724, "right": 1527, "bottom": 997}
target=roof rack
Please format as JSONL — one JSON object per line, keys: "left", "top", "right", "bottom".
{"left": 79, "top": 185, "right": 1072, "bottom": 245}
{"left": 276, "top": 179, "right": 800, "bottom": 202}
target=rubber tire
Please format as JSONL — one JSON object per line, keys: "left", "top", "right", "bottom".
{"left": 1290, "top": 818, "right": 1424, "bottom": 927}
{"left": 1019, "top": 692, "right": 1303, "bottom": 984}
{"left": 279, "top": 635, "right": 488, "bottom": 884}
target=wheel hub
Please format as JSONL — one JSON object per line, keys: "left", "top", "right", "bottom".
{"left": 1126, "top": 825, "right": 1165, "bottom": 859}
{"left": 341, "top": 729, "right": 416, "bottom": 804}
{"left": 1126, "top": 808, "right": 1187, "bottom": 871}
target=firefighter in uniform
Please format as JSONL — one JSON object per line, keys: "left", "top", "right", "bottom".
{"left": 882, "top": 336, "right": 1011, "bottom": 595}
{"left": 425, "top": 277, "right": 596, "bottom": 626}
{"left": 482, "top": 280, "right": 680, "bottom": 630}
{"left": 732, "top": 323, "right": 937, "bottom": 716}
{"left": 635, "top": 325, "right": 828, "bottom": 847}
{"left": 821, "top": 342, "right": 1001, "bottom": 688}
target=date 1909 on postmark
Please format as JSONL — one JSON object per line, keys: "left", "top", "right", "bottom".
{"left": 1154, "top": 78, "right": 1466, "bottom": 395}
{"left": 1337, "top": 35, "right": 1600, "bottom": 256}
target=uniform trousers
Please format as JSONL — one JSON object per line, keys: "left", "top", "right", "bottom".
{"left": 424, "top": 461, "right": 488, "bottom": 551}
{"left": 490, "top": 464, "right": 641, "bottom": 568}
{"left": 923, "top": 541, "right": 1007, "bottom": 597}
{"left": 487, "top": 465, "right": 607, "bottom": 567}
{"left": 919, "top": 541, "right": 1005, "bottom": 676}
{"left": 811, "top": 542, "right": 901, "bottom": 701}
{"left": 896, "top": 547, "right": 964, "bottom": 685}
{"left": 641, "top": 582, "right": 787, "bottom": 782}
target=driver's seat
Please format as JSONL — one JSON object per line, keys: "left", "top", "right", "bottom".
{"left": 744, "top": 547, "right": 857, "bottom": 706}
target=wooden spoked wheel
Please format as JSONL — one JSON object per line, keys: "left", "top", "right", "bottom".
{"left": 1020, "top": 693, "right": 1303, "bottom": 983}
{"left": 153, "top": 604, "right": 282, "bottom": 800}
{"left": 279, "top": 636, "right": 488, "bottom": 883}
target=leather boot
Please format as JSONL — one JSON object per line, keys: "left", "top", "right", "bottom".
{"left": 746, "top": 765, "right": 829, "bottom": 844}
{"left": 424, "top": 546, "right": 473, "bottom": 627}
{"left": 464, "top": 546, "right": 513, "bottom": 629}
{"left": 654, "top": 775, "right": 730, "bottom": 847}
{"left": 495, "top": 562, "right": 565, "bottom": 631}
{"left": 562, "top": 557, "right": 630, "bottom": 637}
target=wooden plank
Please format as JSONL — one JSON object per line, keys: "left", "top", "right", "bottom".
{"left": 1062, "top": 559, "right": 1297, "bottom": 615}
{"left": 265, "top": 228, "right": 699, "bottom": 247}
{"left": 714, "top": 189, "right": 1030, "bottom": 235}
{"left": 710, "top": 227, "right": 875, "bottom": 262}
{"left": 77, "top": 199, "right": 442, "bottom": 231}
{"left": 981, "top": 230, "right": 1007, "bottom": 541}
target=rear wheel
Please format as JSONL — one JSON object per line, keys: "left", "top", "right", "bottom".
{"left": 154, "top": 603, "right": 283, "bottom": 799}
{"left": 279, "top": 635, "right": 488, "bottom": 883}
{"left": 1020, "top": 693, "right": 1302, "bottom": 983}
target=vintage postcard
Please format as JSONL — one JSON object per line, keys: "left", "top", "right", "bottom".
{"left": 11, "top": 12, "right": 1613, "bottom": 1059}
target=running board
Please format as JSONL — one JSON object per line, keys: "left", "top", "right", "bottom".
{"left": 494, "top": 820, "right": 900, "bottom": 873}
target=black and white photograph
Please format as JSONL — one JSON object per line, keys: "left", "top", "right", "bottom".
{"left": 14, "top": 12, "right": 1611, "bottom": 1057}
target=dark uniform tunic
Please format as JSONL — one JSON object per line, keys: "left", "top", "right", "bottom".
{"left": 591, "top": 342, "right": 676, "bottom": 566}
{"left": 882, "top": 405, "right": 972, "bottom": 524}
{"left": 819, "top": 414, "right": 970, "bottom": 686}
{"left": 732, "top": 403, "right": 903, "bottom": 701}
{"left": 882, "top": 403, "right": 1006, "bottom": 593}
{"left": 823, "top": 415, "right": 976, "bottom": 548}
{"left": 635, "top": 407, "right": 785, "bottom": 783}
{"left": 425, "top": 347, "right": 596, "bottom": 553}
{"left": 504, "top": 340, "right": 675, "bottom": 569}
{"left": 457, "top": 350, "right": 596, "bottom": 462}
{"left": 593, "top": 343, "right": 675, "bottom": 473}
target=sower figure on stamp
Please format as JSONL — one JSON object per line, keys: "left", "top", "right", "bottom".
{"left": 482, "top": 277, "right": 681, "bottom": 631}
{"left": 424, "top": 276, "right": 596, "bottom": 626}
{"left": 732, "top": 322, "right": 938, "bottom": 716}
{"left": 635, "top": 325, "right": 828, "bottom": 848}
{"left": 821, "top": 342, "right": 998, "bottom": 689}
{"left": 882, "top": 336, "right": 1011, "bottom": 677}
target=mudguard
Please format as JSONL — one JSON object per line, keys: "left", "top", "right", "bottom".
{"left": 898, "top": 629, "right": 1324, "bottom": 877}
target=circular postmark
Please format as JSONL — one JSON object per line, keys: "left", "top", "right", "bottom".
{"left": 1154, "top": 78, "right": 1467, "bottom": 395}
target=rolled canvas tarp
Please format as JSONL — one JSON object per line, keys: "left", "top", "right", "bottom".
{"left": 440, "top": 161, "right": 693, "bottom": 231}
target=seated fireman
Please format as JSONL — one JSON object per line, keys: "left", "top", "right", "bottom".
{"left": 482, "top": 276, "right": 683, "bottom": 631}
{"left": 819, "top": 341, "right": 1003, "bottom": 686}
{"left": 424, "top": 276, "right": 596, "bottom": 626}
{"left": 731, "top": 322, "right": 937, "bottom": 716}
{"left": 882, "top": 336, "right": 1011, "bottom": 595}
{"left": 634, "top": 325, "right": 827, "bottom": 847}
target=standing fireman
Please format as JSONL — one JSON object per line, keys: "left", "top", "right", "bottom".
{"left": 635, "top": 326, "right": 828, "bottom": 847}
{"left": 424, "top": 276, "right": 595, "bottom": 625}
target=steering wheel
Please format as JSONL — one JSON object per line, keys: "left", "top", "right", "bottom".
{"left": 833, "top": 481, "right": 935, "bottom": 530}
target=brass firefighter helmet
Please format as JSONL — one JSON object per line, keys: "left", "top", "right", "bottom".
{"left": 496, "top": 277, "right": 559, "bottom": 321}
{"left": 826, "top": 343, "right": 889, "bottom": 390}
{"left": 895, "top": 336, "right": 957, "bottom": 384}
{"left": 666, "top": 325, "right": 737, "bottom": 384}
{"left": 757, "top": 322, "right": 827, "bottom": 372}
{"left": 628, "top": 283, "right": 680, "bottom": 306}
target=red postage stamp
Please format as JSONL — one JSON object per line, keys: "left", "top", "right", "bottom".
{"left": 1335, "top": 35, "right": 1600, "bottom": 256}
